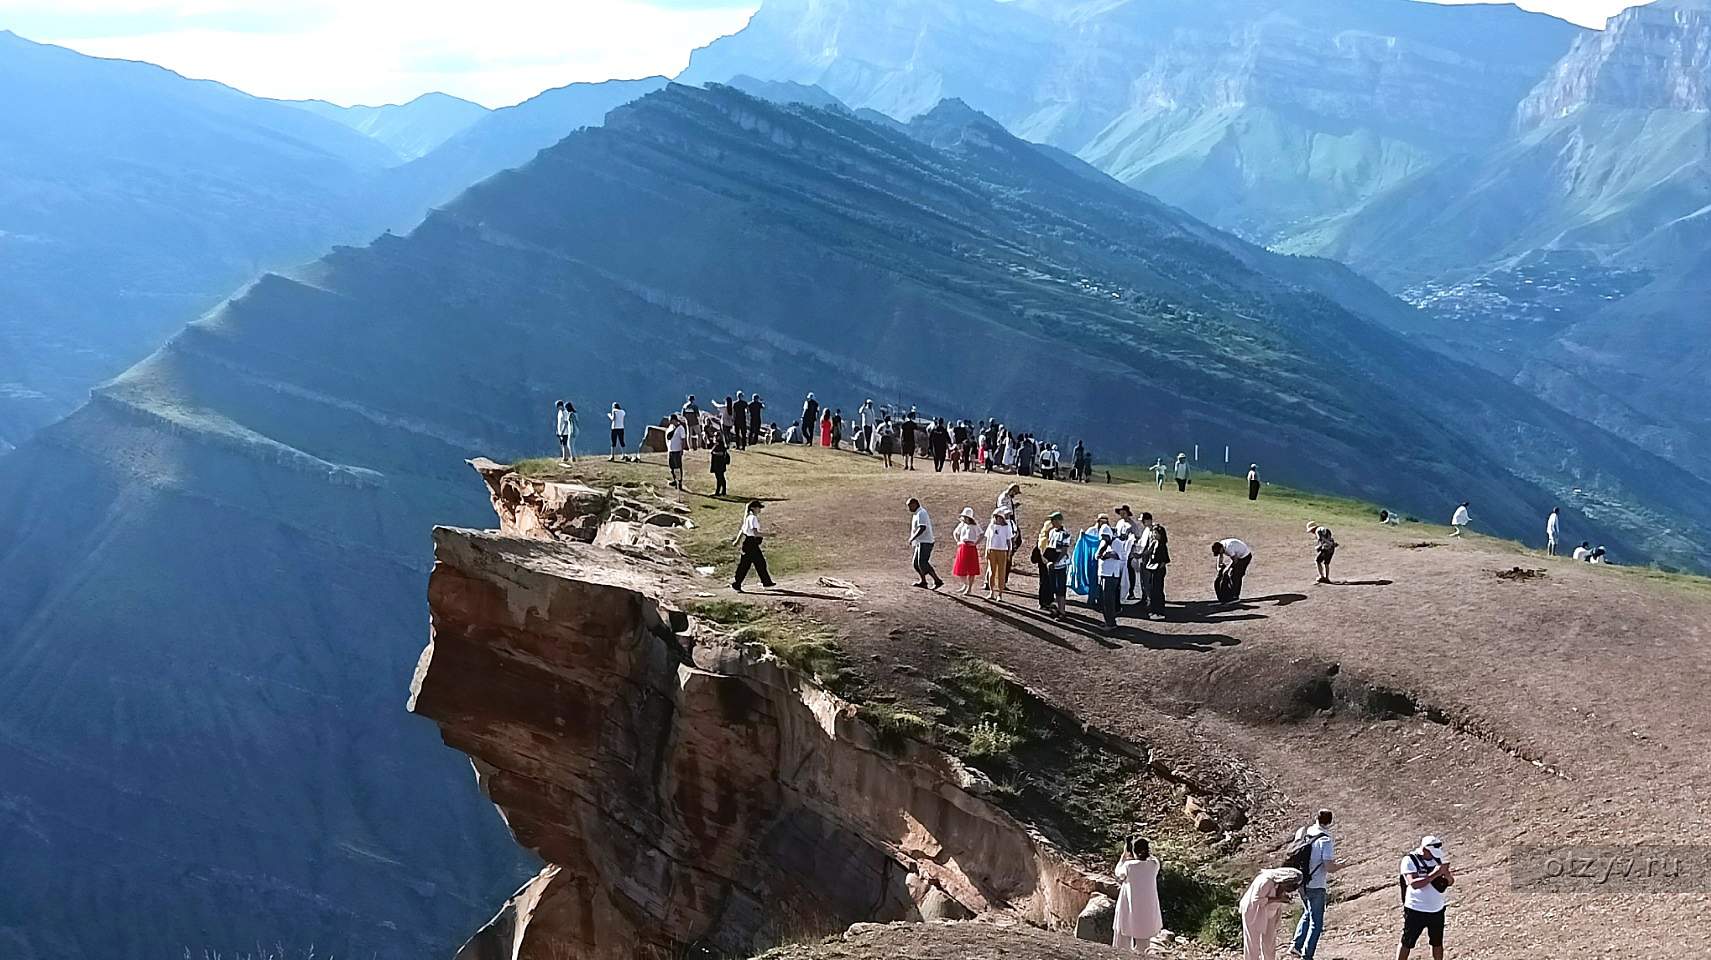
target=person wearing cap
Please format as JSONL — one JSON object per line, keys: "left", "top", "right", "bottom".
{"left": 1398, "top": 836, "right": 1454, "bottom": 960}
{"left": 1290, "top": 809, "right": 1346, "bottom": 960}
{"left": 983, "top": 510, "right": 1015, "bottom": 602}
{"left": 1174, "top": 453, "right": 1190, "bottom": 492}
{"left": 1248, "top": 464, "right": 1261, "bottom": 501}
{"left": 951, "top": 507, "right": 984, "bottom": 595}
{"left": 1040, "top": 512, "right": 1073, "bottom": 618}
{"left": 906, "top": 498, "right": 943, "bottom": 590}
{"left": 1239, "top": 866, "right": 1303, "bottom": 960}
{"left": 730, "top": 500, "right": 775, "bottom": 592}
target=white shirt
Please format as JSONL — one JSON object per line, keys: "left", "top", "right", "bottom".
{"left": 1217, "top": 538, "right": 1252, "bottom": 560}
{"left": 1097, "top": 536, "right": 1129, "bottom": 577}
{"left": 609, "top": 408, "right": 626, "bottom": 430}
{"left": 1153, "top": 463, "right": 1167, "bottom": 479}
{"left": 1573, "top": 545, "right": 1591, "bottom": 561}
{"left": 556, "top": 408, "right": 572, "bottom": 434}
{"left": 1304, "top": 827, "right": 1335, "bottom": 889}
{"left": 1174, "top": 459, "right": 1189, "bottom": 479}
{"left": 954, "top": 520, "right": 982, "bottom": 545}
{"left": 1452, "top": 505, "right": 1470, "bottom": 526}
{"left": 911, "top": 506, "right": 934, "bottom": 544}
{"left": 1115, "top": 517, "right": 1135, "bottom": 542}
{"left": 1546, "top": 513, "right": 1559, "bottom": 537}
{"left": 1400, "top": 852, "right": 1449, "bottom": 912}
{"left": 666, "top": 425, "right": 686, "bottom": 453}
{"left": 1047, "top": 527, "right": 1073, "bottom": 569}
{"left": 740, "top": 513, "right": 763, "bottom": 538}
{"left": 1248, "top": 469, "right": 1258, "bottom": 483}
{"left": 985, "top": 522, "right": 1014, "bottom": 551}
{"left": 997, "top": 492, "right": 1018, "bottom": 518}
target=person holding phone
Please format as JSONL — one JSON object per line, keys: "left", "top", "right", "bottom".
{"left": 1112, "top": 835, "right": 1163, "bottom": 954}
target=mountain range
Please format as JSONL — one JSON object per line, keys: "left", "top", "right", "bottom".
{"left": 4, "top": 78, "right": 1711, "bottom": 958}
{"left": 680, "top": 0, "right": 1711, "bottom": 484}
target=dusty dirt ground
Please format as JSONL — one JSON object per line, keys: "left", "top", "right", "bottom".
{"left": 534, "top": 445, "right": 1711, "bottom": 959}
{"left": 757, "top": 920, "right": 1225, "bottom": 959}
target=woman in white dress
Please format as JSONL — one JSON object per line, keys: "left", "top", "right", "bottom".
{"left": 1112, "top": 836, "right": 1163, "bottom": 954}
{"left": 1239, "top": 867, "right": 1303, "bottom": 960}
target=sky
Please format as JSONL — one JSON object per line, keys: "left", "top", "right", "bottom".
{"left": 0, "top": 0, "right": 1658, "bottom": 109}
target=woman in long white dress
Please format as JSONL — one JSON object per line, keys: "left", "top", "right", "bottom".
{"left": 1239, "top": 867, "right": 1303, "bottom": 960}
{"left": 1112, "top": 837, "right": 1163, "bottom": 954}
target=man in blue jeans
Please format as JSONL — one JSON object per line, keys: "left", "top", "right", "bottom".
{"left": 1291, "top": 809, "right": 1344, "bottom": 959}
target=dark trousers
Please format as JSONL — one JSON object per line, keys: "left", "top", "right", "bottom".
{"left": 1148, "top": 567, "right": 1167, "bottom": 616}
{"left": 933, "top": 449, "right": 947, "bottom": 472}
{"left": 749, "top": 420, "right": 761, "bottom": 445}
{"left": 1176, "top": 477, "right": 1187, "bottom": 492}
{"left": 1248, "top": 479, "right": 1260, "bottom": 501}
{"left": 734, "top": 536, "right": 773, "bottom": 588}
{"left": 1100, "top": 575, "right": 1123, "bottom": 627}
{"left": 713, "top": 470, "right": 727, "bottom": 496}
{"left": 913, "top": 542, "right": 940, "bottom": 585}
{"left": 1228, "top": 554, "right": 1252, "bottom": 599}
{"left": 1037, "top": 562, "right": 1054, "bottom": 609}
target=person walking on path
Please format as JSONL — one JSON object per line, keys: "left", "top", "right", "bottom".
{"left": 1397, "top": 837, "right": 1454, "bottom": 960}
{"left": 665, "top": 415, "right": 688, "bottom": 490}
{"left": 1213, "top": 537, "right": 1254, "bottom": 602}
{"left": 1546, "top": 507, "right": 1560, "bottom": 556}
{"left": 929, "top": 418, "right": 950, "bottom": 472}
{"left": 1291, "top": 809, "right": 1346, "bottom": 960}
{"left": 1449, "top": 502, "right": 1471, "bottom": 538}
{"left": 1240, "top": 868, "right": 1303, "bottom": 960}
{"left": 681, "top": 396, "right": 701, "bottom": 451}
{"left": 901, "top": 416, "right": 919, "bottom": 470}
{"left": 983, "top": 510, "right": 1015, "bottom": 602}
{"left": 1311, "top": 524, "right": 1338, "bottom": 584}
{"left": 907, "top": 498, "right": 943, "bottom": 590}
{"left": 1142, "top": 521, "right": 1170, "bottom": 618}
{"left": 710, "top": 437, "right": 730, "bottom": 497}
{"left": 1174, "top": 453, "right": 1190, "bottom": 492}
{"left": 1042, "top": 512, "right": 1073, "bottom": 619}
{"left": 1152, "top": 458, "right": 1168, "bottom": 490}
{"left": 607, "top": 402, "right": 627, "bottom": 460}
{"left": 747, "top": 395, "right": 764, "bottom": 446}
{"left": 1112, "top": 836, "right": 1163, "bottom": 954}
{"left": 1097, "top": 527, "right": 1129, "bottom": 632}
{"left": 951, "top": 507, "right": 983, "bottom": 595}
{"left": 1248, "top": 463, "right": 1261, "bottom": 501}
{"left": 731, "top": 500, "right": 776, "bottom": 592}
{"left": 555, "top": 401, "right": 578, "bottom": 462}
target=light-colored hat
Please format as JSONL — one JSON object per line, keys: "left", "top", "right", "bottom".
{"left": 1422, "top": 836, "right": 1445, "bottom": 853}
{"left": 1177, "top": 452, "right": 1187, "bottom": 459}
{"left": 960, "top": 507, "right": 976, "bottom": 521}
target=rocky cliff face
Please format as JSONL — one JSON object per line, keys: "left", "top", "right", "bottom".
{"left": 1517, "top": 1, "right": 1711, "bottom": 128}
{"left": 410, "top": 471, "right": 1104, "bottom": 958}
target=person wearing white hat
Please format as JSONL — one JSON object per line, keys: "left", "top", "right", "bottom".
{"left": 1397, "top": 836, "right": 1454, "bottom": 960}
{"left": 1174, "top": 452, "right": 1190, "bottom": 492}
{"left": 951, "top": 507, "right": 983, "bottom": 595}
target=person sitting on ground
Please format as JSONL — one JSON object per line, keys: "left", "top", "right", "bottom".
{"left": 1212, "top": 537, "right": 1255, "bottom": 602}
{"left": 1311, "top": 523, "right": 1337, "bottom": 584}
{"left": 1572, "top": 541, "right": 1592, "bottom": 562}
{"left": 1591, "top": 545, "right": 1609, "bottom": 564}
{"left": 1378, "top": 509, "right": 1400, "bottom": 525}
{"left": 1449, "top": 501, "right": 1471, "bottom": 537}
{"left": 1112, "top": 836, "right": 1163, "bottom": 955}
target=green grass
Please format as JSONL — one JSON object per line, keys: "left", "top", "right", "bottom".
{"left": 1106, "top": 463, "right": 1389, "bottom": 527}
{"left": 685, "top": 599, "right": 857, "bottom": 695}
{"left": 856, "top": 703, "right": 939, "bottom": 752}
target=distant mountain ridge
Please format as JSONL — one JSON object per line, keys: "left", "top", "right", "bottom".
{"left": 290, "top": 91, "right": 491, "bottom": 161}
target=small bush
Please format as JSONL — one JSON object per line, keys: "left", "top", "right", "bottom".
{"left": 964, "top": 720, "right": 1020, "bottom": 759}
{"left": 858, "top": 703, "right": 936, "bottom": 751}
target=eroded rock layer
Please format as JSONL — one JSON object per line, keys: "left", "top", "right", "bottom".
{"left": 410, "top": 526, "right": 1102, "bottom": 959}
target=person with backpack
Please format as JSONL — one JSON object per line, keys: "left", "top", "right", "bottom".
{"left": 681, "top": 395, "right": 701, "bottom": 451}
{"left": 1398, "top": 836, "right": 1454, "bottom": 960}
{"left": 1212, "top": 538, "right": 1254, "bottom": 602}
{"left": 1289, "top": 809, "right": 1345, "bottom": 960}
{"left": 1239, "top": 866, "right": 1303, "bottom": 960}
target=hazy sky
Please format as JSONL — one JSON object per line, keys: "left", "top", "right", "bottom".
{"left": 0, "top": 0, "right": 1658, "bottom": 108}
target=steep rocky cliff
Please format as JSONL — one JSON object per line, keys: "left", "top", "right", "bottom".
{"left": 410, "top": 476, "right": 1106, "bottom": 958}
{"left": 1518, "top": 0, "right": 1711, "bottom": 127}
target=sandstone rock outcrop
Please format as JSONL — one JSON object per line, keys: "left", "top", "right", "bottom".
{"left": 410, "top": 487, "right": 1106, "bottom": 957}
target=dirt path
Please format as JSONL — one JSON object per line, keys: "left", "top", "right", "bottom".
{"left": 554, "top": 447, "right": 1711, "bottom": 958}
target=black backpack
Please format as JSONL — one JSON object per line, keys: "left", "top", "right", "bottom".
{"left": 1398, "top": 853, "right": 1449, "bottom": 902}
{"left": 1214, "top": 568, "right": 1237, "bottom": 602}
{"left": 1281, "top": 834, "right": 1316, "bottom": 876}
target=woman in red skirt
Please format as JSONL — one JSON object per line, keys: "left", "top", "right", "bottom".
{"left": 819, "top": 410, "right": 833, "bottom": 447}
{"left": 951, "top": 507, "right": 983, "bottom": 595}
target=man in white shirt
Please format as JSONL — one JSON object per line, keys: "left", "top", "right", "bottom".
{"left": 906, "top": 497, "right": 942, "bottom": 590}
{"left": 607, "top": 403, "right": 627, "bottom": 460}
{"left": 1096, "top": 530, "right": 1129, "bottom": 632}
{"left": 1545, "top": 507, "right": 1561, "bottom": 556}
{"left": 1291, "top": 809, "right": 1346, "bottom": 960}
{"left": 1173, "top": 453, "right": 1190, "bottom": 492}
{"left": 1572, "top": 541, "right": 1591, "bottom": 562}
{"left": 1397, "top": 836, "right": 1453, "bottom": 960}
{"left": 1212, "top": 537, "right": 1254, "bottom": 601}
{"left": 665, "top": 415, "right": 688, "bottom": 490}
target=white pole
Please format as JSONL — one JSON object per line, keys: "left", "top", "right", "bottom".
{"left": 1225, "top": 445, "right": 1230, "bottom": 465}
{"left": 1194, "top": 444, "right": 1200, "bottom": 462}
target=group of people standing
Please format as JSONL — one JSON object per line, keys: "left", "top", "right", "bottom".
{"left": 1111, "top": 810, "right": 1455, "bottom": 960}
